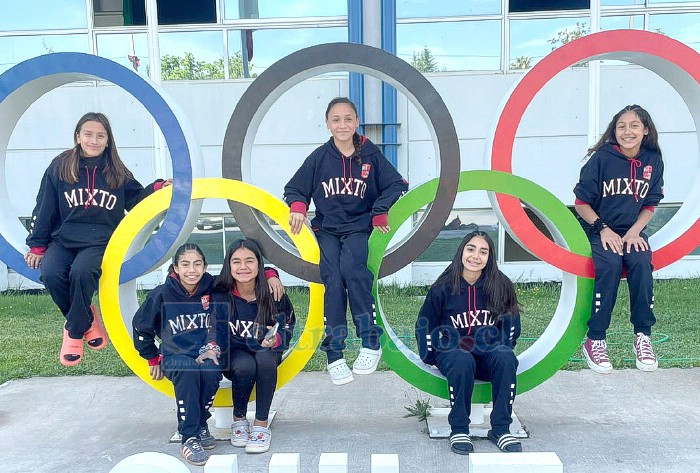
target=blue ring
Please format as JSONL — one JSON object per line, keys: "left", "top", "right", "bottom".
{"left": 0, "top": 53, "right": 194, "bottom": 283}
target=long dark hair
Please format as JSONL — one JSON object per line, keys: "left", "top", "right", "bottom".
{"left": 586, "top": 104, "right": 662, "bottom": 158}
{"left": 214, "top": 239, "right": 276, "bottom": 327}
{"left": 432, "top": 231, "right": 520, "bottom": 317}
{"left": 167, "top": 243, "right": 207, "bottom": 274}
{"left": 58, "top": 112, "right": 134, "bottom": 189}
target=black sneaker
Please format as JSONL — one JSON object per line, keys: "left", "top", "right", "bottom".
{"left": 200, "top": 425, "right": 216, "bottom": 450}
{"left": 181, "top": 437, "right": 208, "bottom": 466}
{"left": 487, "top": 430, "right": 522, "bottom": 452}
{"left": 450, "top": 432, "right": 474, "bottom": 455}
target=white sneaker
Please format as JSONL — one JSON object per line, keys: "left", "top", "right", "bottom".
{"left": 352, "top": 347, "right": 382, "bottom": 375}
{"left": 328, "top": 358, "right": 354, "bottom": 385}
{"left": 230, "top": 419, "right": 250, "bottom": 447}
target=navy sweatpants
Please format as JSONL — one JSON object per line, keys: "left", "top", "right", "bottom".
{"left": 223, "top": 348, "right": 278, "bottom": 421}
{"left": 316, "top": 230, "right": 382, "bottom": 363}
{"left": 437, "top": 346, "right": 518, "bottom": 436}
{"left": 588, "top": 234, "right": 655, "bottom": 340}
{"left": 40, "top": 243, "right": 104, "bottom": 339}
{"left": 162, "top": 355, "right": 222, "bottom": 443}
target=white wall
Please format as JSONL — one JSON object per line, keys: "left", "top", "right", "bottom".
{"left": 5, "top": 64, "right": 699, "bottom": 288}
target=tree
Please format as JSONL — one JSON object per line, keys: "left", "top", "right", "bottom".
{"left": 160, "top": 52, "right": 225, "bottom": 80}
{"left": 410, "top": 47, "right": 439, "bottom": 73}
{"left": 548, "top": 22, "right": 589, "bottom": 50}
{"left": 510, "top": 55, "right": 533, "bottom": 70}
{"left": 228, "top": 51, "right": 257, "bottom": 79}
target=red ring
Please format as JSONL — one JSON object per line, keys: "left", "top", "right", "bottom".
{"left": 490, "top": 30, "right": 700, "bottom": 277}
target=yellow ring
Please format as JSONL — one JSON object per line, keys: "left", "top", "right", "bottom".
{"left": 99, "top": 177, "right": 323, "bottom": 406}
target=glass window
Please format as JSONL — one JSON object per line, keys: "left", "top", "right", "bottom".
{"left": 415, "top": 209, "right": 499, "bottom": 262}
{"left": 224, "top": 0, "right": 346, "bottom": 20}
{"left": 509, "top": 0, "right": 589, "bottom": 13}
{"left": 93, "top": 0, "right": 146, "bottom": 27}
{"left": 648, "top": 0, "right": 700, "bottom": 3}
{"left": 600, "top": 15, "right": 644, "bottom": 31}
{"left": 1, "top": 0, "right": 87, "bottom": 31}
{"left": 503, "top": 208, "right": 556, "bottom": 262}
{"left": 228, "top": 26, "right": 346, "bottom": 77}
{"left": 96, "top": 33, "right": 150, "bottom": 77}
{"left": 397, "top": 0, "right": 501, "bottom": 18}
{"left": 601, "top": 0, "right": 644, "bottom": 5}
{"left": 0, "top": 34, "right": 89, "bottom": 74}
{"left": 397, "top": 20, "right": 501, "bottom": 72}
{"left": 188, "top": 216, "right": 225, "bottom": 265}
{"left": 648, "top": 13, "right": 700, "bottom": 53}
{"left": 159, "top": 31, "right": 225, "bottom": 80}
{"left": 510, "top": 17, "right": 588, "bottom": 69}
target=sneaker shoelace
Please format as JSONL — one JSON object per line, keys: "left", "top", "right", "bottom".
{"left": 635, "top": 335, "right": 656, "bottom": 360}
{"left": 185, "top": 438, "right": 204, "bottom": 454}
{"left": 591, "top": 340, "right": 610, "bottom": 363}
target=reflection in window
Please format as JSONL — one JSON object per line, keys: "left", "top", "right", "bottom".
{"left": 509, "top": 0, "right": 589, "bottom": 13}
{"left": 510, "top": 17, "right": 588, "bottom": 69}
{"left": 645, "top": 205, "right": 700, "bottom": 256}
{"left": 503, "top": 208, "right": 555, "bottom": 263}
{"left": 648, "top": 0, "right": 700, "bottom": 4}
{"left": 228, "top": 27, "right": 346, "bottom": 77}
{"left": 96, "top": 33, "right": 149, "bottom": 77}
{"left": 601, "top": 15, "right": 644, "bottom": 31}
{"left": 224, "top": 0, "right": 346, "bottom": 19}
{"left": 0, "top": 35, "right": 88, "bottom": 74}
{"left": 601, "top": 0, "right": 644, "bottom": 5}
{"left": 93, "top": 0, "right": 144, "bottom": 27}
{"left": 397, "top": 20, "right": 501, "bottom": 72}
{"left": 159, "top": 31, "right": 225, "bottom": 80}
{"left": 1, "top": 0, "right": 87, "bottom": 31}
{"left": 416, "top": 210, "right": 499, "bottom": 262}
{"left": 397, "top": 0, "right": 501, "bottom": 18}
{"left": 648, "top": 13, "right": 700, "bottom": 53}
{"left": 114, "top": 0, "right": 216, "bottom": 26}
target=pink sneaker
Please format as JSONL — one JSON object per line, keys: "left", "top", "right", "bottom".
{"left": 582, "top": 338, "right": 613, "bottom": 374}
{"left": 633, "top": 333, "right": 658, "bottom": 372}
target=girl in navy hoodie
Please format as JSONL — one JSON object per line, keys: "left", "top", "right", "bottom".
{"left": 25, "top": 112, "right": 170, "bottom": 366}
{"left": 574, "top": 105, "right": 664, "bottom": 375}
{"left": 416, "top": 231, "right": 521, "bottom": 455}
{"left": 284, "top": 97, "right": 407, "bottom": 385}
{"left": 133, "top": 243, "right": 222, "bottom": 466}
{"left": 212, "top": 239, "right": 295, "bottom": 454}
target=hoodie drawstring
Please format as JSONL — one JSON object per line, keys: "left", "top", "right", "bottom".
{"left": 466, "top": 285, "right": 478, "bottom": 335}
{"left": 84, "top": 165, "right": 98, "bottom": 209}
{"left": 629, "top": 157, "right": 641, "bottom": 202}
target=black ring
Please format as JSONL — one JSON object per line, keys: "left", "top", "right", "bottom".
{"left": 222, "top": 42, "right": 459, "bottom": 283}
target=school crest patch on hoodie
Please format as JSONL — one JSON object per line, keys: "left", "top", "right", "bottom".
{"left": 643, "top": 165, "right": 653, "bottom": 180}
{"left": 361, "top": 163, "right": 371, "bottom": 178}
{"left": 201, "top": 295, "right": 210, "bottom": 311}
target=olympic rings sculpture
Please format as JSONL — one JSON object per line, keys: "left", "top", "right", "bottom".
{"left": 0, "top": 53, "right": 204, "bottom": 284}
{"left": 1, "top": 30, "right": 699, "bottom": 403}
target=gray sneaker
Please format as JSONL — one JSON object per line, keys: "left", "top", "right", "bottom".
{"left": 245, "top": 425, "right": 271, "bottom": 453}
{"left": 230, "top": 419, "right": 250, "bottom": 447}
{"left": 200, "top": 425, "right": 216, "bottom": 450}
{"left": 181, "top": 437, "right": 208, "bottom": 466}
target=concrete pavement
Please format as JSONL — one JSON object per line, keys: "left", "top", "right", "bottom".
{"left": 2, "top": 368, "right": 699, "bottom": 472}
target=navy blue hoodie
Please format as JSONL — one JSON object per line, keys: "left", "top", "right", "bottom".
{"left": 26, "top": 151, "right": 162, "bottom": 249}
{"left": 284, "top": 134, "right": 408, "bottom": 235}
{"left": 211, "top": 290, "right": 295, "bottom": 355}
{"left": 133, "top": 272, "right": 214, "bottom": 361}
{"left": 415, "top": 275, "right": 521, "bottom": 366}
{"left": 574, "top": 143, "right": 664, "bottom": 235}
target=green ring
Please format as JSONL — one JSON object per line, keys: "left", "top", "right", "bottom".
{"left": 368, "top": 170, "right": 594, "bottom": 400}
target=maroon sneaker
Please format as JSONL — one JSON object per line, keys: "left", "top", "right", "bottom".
{"left": 633, "top": 333, "right": 658, "bottom": 372}
{"left": 582, "top": 338, "right": 613, "bottom": 374}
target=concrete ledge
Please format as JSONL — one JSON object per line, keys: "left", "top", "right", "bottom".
{"left": 469, "top": 452, "right": 562, "bottom": 473}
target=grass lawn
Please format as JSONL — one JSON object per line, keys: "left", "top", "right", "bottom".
{"left": 1, "top": 279, "right": 699, "bottom": 385}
